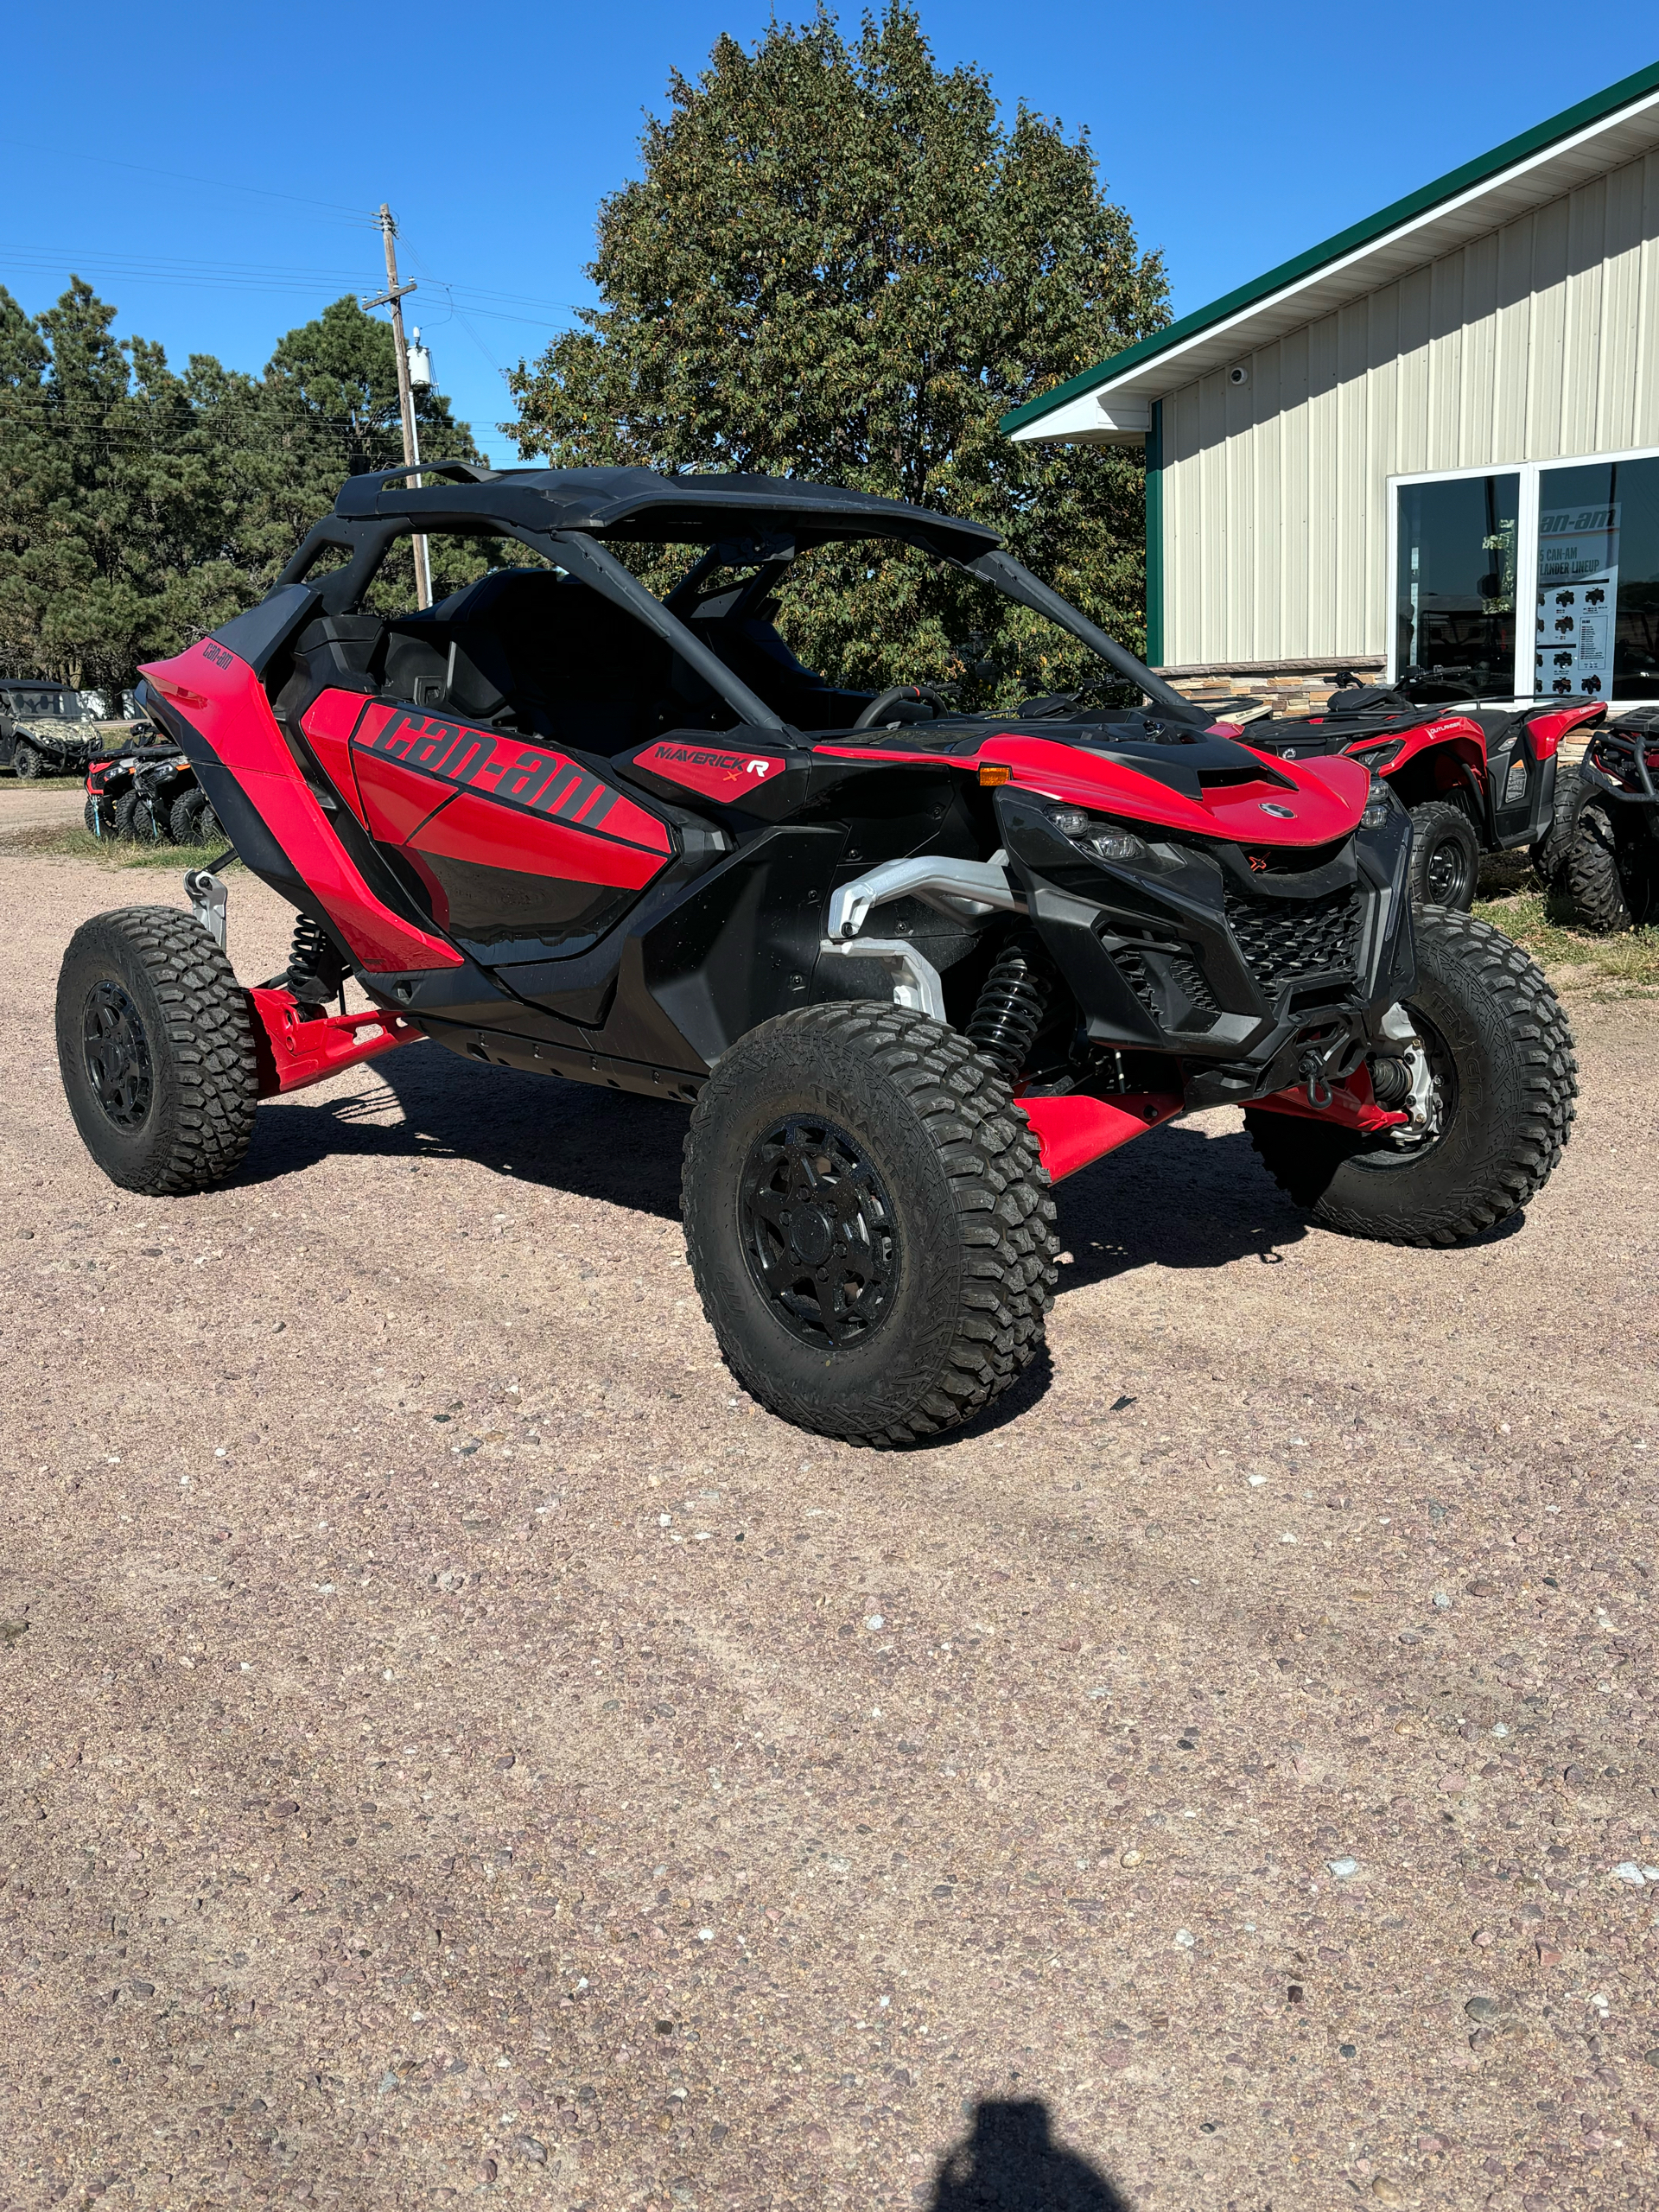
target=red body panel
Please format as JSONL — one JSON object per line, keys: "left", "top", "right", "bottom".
{"left": 353, "top": 749, "right": 457, "bottom": 846}
{"left": 816, "top": 731, "right": 1369, "bottom": 845}
{"left": 246, "top": 987, "right": 423, "bottom": 1096}
{"left": 633, "top": 739, "right": 791, "bottom": 804}
{"left": 296, "top": 690, "right": 370, "bottom": 828}
{"left": 408, "top": 787, "right": 664, "bottom": 889}
{"left": 1019, "top": 1092, "right": 1184, "bottom": 1180}
{"left": 142, "top": 645, "right": 463, "bottom": 973}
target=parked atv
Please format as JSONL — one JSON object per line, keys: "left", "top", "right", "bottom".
{"left": 1555, "top": 709, "right": 1659, "bottom": 931}
{"left": 84, "top": 746, "right": 222, "bottom": 845}
{"left": 1230, "top": 671, "right": 1604, "bottom": 912}
{"left": 54, "top": 462, "right": 1578, "bottom": 1445}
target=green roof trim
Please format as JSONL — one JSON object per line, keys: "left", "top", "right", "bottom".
{"left": 1000, "top": 55, "right": 1659, "bottom": 437}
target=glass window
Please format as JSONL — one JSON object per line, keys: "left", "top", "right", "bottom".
{"left": 1535, "top": 456, "right": 1659, "bottom": 700}
{"left": 1395, "top": 474, "right": 1519, "bottom": 696}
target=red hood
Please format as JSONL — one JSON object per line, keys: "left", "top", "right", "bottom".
{"left": 962, "top": 731, "right": 1369, "bottom": 845}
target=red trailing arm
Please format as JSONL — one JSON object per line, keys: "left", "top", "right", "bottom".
{"left": 1249, "top": 1063, "right": 1407, "bottom": 1135}
{"left": 245, "top": 986, "right": 423, "bottom": 1098}
{"left": 1019, "top": 1091, "right": 1185, "bottom": 1182}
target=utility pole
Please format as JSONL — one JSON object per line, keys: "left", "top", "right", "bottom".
{"left": 363, "top": 203, "right": 431, "bottom": 609}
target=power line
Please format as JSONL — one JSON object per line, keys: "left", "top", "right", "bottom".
{"left": 0, "top": 245, "right": 583, "bottom": 327}
{"left": 5, "top": 144, "right": 379, "bottom": 226}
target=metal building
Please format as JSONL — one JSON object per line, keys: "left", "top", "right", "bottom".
{"left": 1001, "top": 60, "right": 1659, "bottom": 717}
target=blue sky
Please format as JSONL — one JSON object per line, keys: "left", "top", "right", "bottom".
{"left": 9, "top": 4, "right": 1657, "bottom": 467}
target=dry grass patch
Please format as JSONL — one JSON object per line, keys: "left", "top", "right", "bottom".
{"left": 1474, "top": 886, "right": 1659, "bottom": 997}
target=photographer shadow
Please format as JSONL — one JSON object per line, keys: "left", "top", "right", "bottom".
{"left": 929, "top": 2100, "right": 1128, "bottom": 2211}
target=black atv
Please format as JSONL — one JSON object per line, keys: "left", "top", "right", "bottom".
{"left": 1554, "top": 709, "right": 1659, "bottom": 931}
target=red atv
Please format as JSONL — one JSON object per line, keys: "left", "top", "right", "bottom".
{"left": 54, "top": 464, "right": 1578, "bottom": 1446}
{"left": 1234, "top": 671, "right": 1605, "bottom": 911}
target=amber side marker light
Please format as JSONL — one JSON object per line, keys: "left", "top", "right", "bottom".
{"left": 978, "top": 763, "right": 1012, "bottom": 786}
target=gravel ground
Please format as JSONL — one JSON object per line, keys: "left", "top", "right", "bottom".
{"left": 3, "top": 809, "right": 1657, "bottom": 2212}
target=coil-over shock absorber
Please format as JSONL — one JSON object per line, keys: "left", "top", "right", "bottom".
{"left": 968, "top": 931, "right": 1058, "bottom": 1079}
{"left": 280, "top": 913, "right": 351, "bottom": 1007}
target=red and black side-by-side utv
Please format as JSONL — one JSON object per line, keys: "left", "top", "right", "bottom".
{"left": 54, "top": 465, "right": 1578, "bottom": 1444}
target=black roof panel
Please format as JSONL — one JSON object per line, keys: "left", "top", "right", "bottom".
{"left": 331, "top": 463, "right": 1001, "bottom": 561}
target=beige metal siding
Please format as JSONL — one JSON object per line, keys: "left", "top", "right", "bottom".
{"left": 1160, "top": 145, "right": 1659, "bottom": 665}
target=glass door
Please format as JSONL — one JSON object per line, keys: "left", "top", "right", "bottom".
{"left": 1395, "top": 474, "right": 1520, "bottom": 696}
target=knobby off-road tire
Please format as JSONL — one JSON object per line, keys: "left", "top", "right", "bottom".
{"left": 56, "top": 907, "right": 259, "bottom": 1195}
{"left": 682, "top": 1001, "right": 1058, "bottom": 1446}
{"left": 1529, "top": 764, "right": 1588, "bottom": 891}
{"left": 11, "top": 741, "right": 42, "bottom": 780}
{"left": 1244, "top": 906, "right": 1576, "bottom": 1247}
{"left": 84, "top": 793, "right": 116, "bottom": 840}
{"left": 114, "top": 789, "right": 165, "bottom": 843}
{"left": 1565, "top": 796, "right": 1641, "bottom": 933}
{"left": 170, "top": 787, "right": 225, "bottom": 848}
{"left": 1407, "top": 798, "right": 1481, "bottom": 911}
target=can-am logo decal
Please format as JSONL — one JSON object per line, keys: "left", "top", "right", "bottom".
{"left": 1257, "top": 802, "right": 1296, "bottom": 817}
{"left": 354, "top": 706, "right": 664, "bottom": 849}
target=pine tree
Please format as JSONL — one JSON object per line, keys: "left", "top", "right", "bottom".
{"left": 505, "top": 5, "right": 1168, "bottom": 698}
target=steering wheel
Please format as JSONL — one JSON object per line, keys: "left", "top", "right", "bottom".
{"left": 852, "top": 683, "right": 951, "bottom": 732}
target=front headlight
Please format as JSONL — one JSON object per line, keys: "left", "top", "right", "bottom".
{"left": 1359, "top": 776, "right": 1398, "bottom": 831}
{"left": 1046, "top": 807, "right": 1149, "bottom": 864}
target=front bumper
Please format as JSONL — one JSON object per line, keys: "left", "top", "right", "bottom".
{"left": 996, "top": 789, "right": 1415, "bottom": 1109}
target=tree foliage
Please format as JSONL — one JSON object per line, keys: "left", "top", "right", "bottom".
{"left": 0, "top": 283, "right": 482, "bottom": 696}
{"left": 506, "top": 5, "right": 1168, "bottom": 701}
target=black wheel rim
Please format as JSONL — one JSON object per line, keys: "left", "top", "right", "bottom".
{"left": 1424, "top": 835, "right": 1470, "bottom": 905}
{"left": 82, "top": 978, "right": 154, "bottom": 1131}
{"left": 739, "top": 1115, "right": 899, "bottom": 1349}
{"left": 1357, "top": 1007, "right": 1458, "bottom": 1171}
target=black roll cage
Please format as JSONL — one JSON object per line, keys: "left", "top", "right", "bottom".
{"left": 274, "top": 464, "right": 1203, "bottom": 734}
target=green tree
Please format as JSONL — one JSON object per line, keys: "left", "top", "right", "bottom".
{"left": 506, "top": 4, "right": 1168, "bottom": 699}
{"left": 0, "top": 284, "right": 487, "bottom": 695}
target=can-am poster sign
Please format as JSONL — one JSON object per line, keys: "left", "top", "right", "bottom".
{"left": 1536, "top": 503, "right": 1618, "bottom": 696}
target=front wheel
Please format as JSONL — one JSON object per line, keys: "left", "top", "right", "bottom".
{"left": 682, "top": 1002, "right": 1058, "bottom": 1445}
{"left": 1245, "top": 906, "right": 1576, "bottom": 1246}
{"left": 1407, "top": 798, "right": 1481, "bottom": 910}
{"left": 11, "top": 741, "right": 42, "bottom": 780}
{"left": 56, "top": 907, "right": 259, "bottom": 1195}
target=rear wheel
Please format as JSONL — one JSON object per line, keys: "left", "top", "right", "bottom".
{"left": 1407, "top": 798, "right": 1480, "bottom": 911}
{"left": 682, "top": 1001, "right": 1058, "bottom": 1446}
{"left": 1564, "top": 797, "right": 1640, "bottom": 932}
{"left": 55, "top": 907, "right": 259, "bottom": 1195}
{"left": 11, "top": 741, "right": 41, "bottom": 780}
{"left": 1245, "top": 906, "right": 1576, "bottom": 1246}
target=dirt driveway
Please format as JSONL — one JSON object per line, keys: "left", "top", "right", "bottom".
{"left": 3, "top": 816, "right": 1656, "bottom": 2212}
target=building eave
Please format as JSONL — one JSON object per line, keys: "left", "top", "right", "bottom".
{"left": 1001, "top": 56, "right": 1659, "bottom": 442}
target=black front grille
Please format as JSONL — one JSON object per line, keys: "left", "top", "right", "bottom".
{"left": 1111, "top": 942, "right": 1220, "bottom": 1030}
{"left": 1224, "top": 882, "right": 1361, "bottom": 1000}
